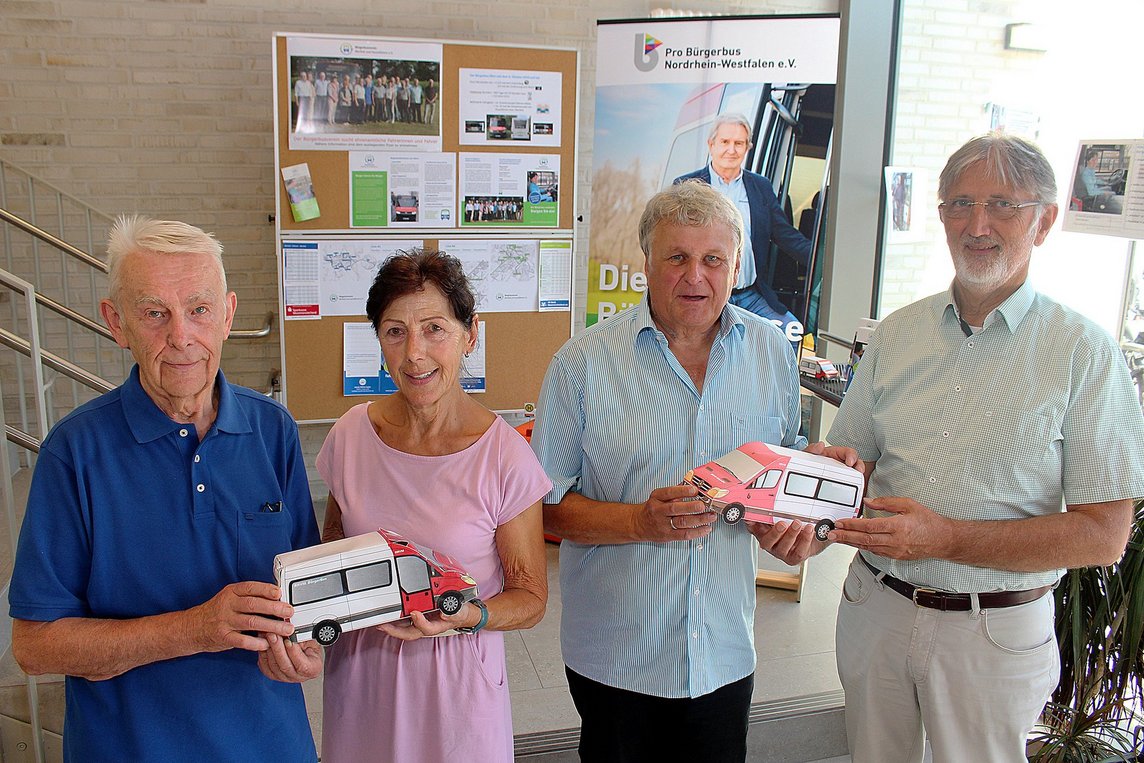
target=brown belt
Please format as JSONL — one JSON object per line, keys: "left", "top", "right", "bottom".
{"left": 860, "top": 555, "right": 1051, "bottom": 611}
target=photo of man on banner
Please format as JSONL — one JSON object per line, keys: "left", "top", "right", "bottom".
{"left": 587, "top": 16, "right": 840, "bottom": 347}
{"left": 673, "top": 112, "right": 812, "bottom": 342}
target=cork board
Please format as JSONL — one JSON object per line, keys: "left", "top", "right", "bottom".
{"left": 273, "top": 33, "right": 577, "bottom": 421}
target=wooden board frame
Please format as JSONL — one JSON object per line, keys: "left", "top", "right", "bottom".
{"left": 272, "top": 33, "right": 577, "bottom": 422}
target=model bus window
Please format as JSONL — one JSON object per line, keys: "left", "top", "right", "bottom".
{"left": 785, "top": 472, "right": 819, "bottom": 499}
{"left": 345, "top": 561, "right": 393, "bottom": 593}
{"left": 396, "top": 555, "right": 431, "bottom": 594}
{"left": 817, "top": 479, "right": 859, "bottom": 507}
{"left": 753, "top": 469, "right": 782, "bottom": 489}
{"left": 291, "top": 573, "right": 345, "bottom": 606}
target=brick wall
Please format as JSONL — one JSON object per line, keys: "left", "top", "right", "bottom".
{"left": 1, "top": 0, "right": 834, "bottom": 381}
{"left": 0, "top": 0, "right": 834, "bottom": 496}
{"left": 882, "top": 0, "right": 1043, "bottom": 316}
{"left": 884, "top": 0, "right": 1142, "bottom": 327}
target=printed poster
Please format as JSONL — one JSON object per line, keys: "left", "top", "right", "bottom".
{"left": 343, "top": 321, "right": 487, "bottom": 395}
{"left": 884, "top": 167, "right": 928, "bottom": 244}
{"left": 349, "top": 151, "right": 457, "bottom": 228}
{"left": 458, "top": 153, "right": 560, "bottom": 228}
{"left": 281, "top": 238, "right": 421, "bottom": 318}
{"left": 1063, "top": 139, "right": 1144, "bottom": 240}
{"left": 539, "top": 239, "right": 572, "bottom": 311}
{"left": 458, "top": 68, "right": 563, "bottom": 147}
{"left": 286, "top": 36, "right": 442, "bottom": 152}
{"left": 439, "top": 239, "right": 540, "bottom": 313}
{"left": 587, "top": 16, "right": 840, "bottom": 336}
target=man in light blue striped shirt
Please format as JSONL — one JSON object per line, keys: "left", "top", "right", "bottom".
{"left": 828, "top": 133, "right": 1144, "bottom": 762}
{"left": 532, "top": 181, "right": 858, "bottom": 762}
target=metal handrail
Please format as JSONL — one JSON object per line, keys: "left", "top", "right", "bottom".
{"left": 817, "top": 330, "right": 856, "bottom": 352}
{"left": 5, "top": 424, "right": 40, "bottom": 453}
{"left": 232, "top": 313, "right": 274, "bottom": 339}
{"left": 1, "top": 208, "right": 275, "bottom": 338}
{"left": 0, "top": 207, "right": 107, "bottom": 271}
{"left": 0, "top": 327, "right": 117, "bottom": 394}
{"left": 37, "top": 292, "right": 112, "bottom": 338}
{"left": 0, "top": 159, "right": 115, "bottom": 225}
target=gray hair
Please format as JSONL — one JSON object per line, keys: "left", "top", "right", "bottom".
{"left": 107, "top": 215, "right": 225, "bottom": 301}
{"left": 938, "top": 132, "right": 1057, "bottom": 203}
{"left": 707, "top": 112, "right": 754, "bottom": 145}
{"left": 638, "top": 180, "right": 744, "bottom": 262}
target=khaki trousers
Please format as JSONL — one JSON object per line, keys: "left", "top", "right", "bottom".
{"left": 835, "top": 554, "right": 1059, "bottom": 763}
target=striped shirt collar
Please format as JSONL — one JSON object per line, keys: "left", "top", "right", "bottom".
{"left": 940, "top": 278, "right": 1036, "bottom": 335}
{"left": 633, "top": 293, "right": 746, "bottom": 347}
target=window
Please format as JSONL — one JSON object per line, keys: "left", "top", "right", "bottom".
{"left": 818, "top": 479, "right": 858, "bottom": 507}
{"left": 754, "top": 469, "right": 782, "bottom": 489}
{"left": 785, "top": 472, "right": 818, "bottom": 498}
{"left": 345, "top": 560, "right": 392, "bottom": 593}
{"left": 396, "top": 555, "right": 431, "bottom": 594}
{"left": 291, "top": 573, "right": 345, "bottom": 606}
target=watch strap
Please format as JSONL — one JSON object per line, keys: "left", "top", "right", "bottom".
{"left": 456, "top": 598, "right": 488, "bottom": 634}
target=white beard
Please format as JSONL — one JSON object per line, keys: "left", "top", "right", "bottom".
{"left": 951, "top": 237, "right": 1028, "bottom": 288}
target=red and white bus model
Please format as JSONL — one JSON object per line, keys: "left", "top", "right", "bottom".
{"left": 798, "top": 354, "right": 839, "bottom": 380}
{"left": 684, "top": 442, "right": 864, "bottom": 541}
{"left": 275, "top": 528, "right": 478, "bottom": 646}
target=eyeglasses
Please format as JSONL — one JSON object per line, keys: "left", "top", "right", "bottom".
{"left": 939, "top": 199, "right": 1043, "bottom": 220}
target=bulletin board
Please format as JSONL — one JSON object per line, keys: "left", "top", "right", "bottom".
{"left": 272, "top": 33, "right": 578, "bottom": 422}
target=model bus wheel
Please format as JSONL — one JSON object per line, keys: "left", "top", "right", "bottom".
{"left": 314, "top": 620, "right": 341, "bottom": 647}
{"left": 437, "top": 591, "right": 464, "bottom": 616}
{"left": 723, "top": 503, "right": 745, "bottom": 525}
{"left": 814, "top": 519, "right": 835, "bottom": 542}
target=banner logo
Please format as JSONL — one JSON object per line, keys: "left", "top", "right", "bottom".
{"left": 634, "top": 33, "right": 663, "bottom": 72}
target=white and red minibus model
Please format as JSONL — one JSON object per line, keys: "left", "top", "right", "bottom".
{"left": 275, "top": 528, "right": 478, "bottom": 646}
{"left": 684, "top": 442, "right": 864, "bottom": 541}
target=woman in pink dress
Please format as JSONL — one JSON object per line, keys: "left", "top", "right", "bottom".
{"left": 316, "top": 249, "right": 550, "bottom": 763}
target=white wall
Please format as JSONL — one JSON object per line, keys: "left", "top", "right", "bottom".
{"left": 885, "top": 0, "right": 1143, "bottom": 335}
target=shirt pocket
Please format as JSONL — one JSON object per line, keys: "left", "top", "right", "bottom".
{"left": 964, "top": 410, "right": 1060, "bottom": 499}
{"left": 237, "top": 507, "right": 293, "bottom": 583}
{"left": 732, "top": 414, "right": 786, "bottom": 446}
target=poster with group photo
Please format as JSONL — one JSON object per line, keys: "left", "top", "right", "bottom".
{"left": 1063, "top": 139, "right": 1144, "bottom": 240}
{"left": 458, "top": 153, "right": 560, "bottom": 227}
{"left": 587, "top": 15, "right": 839, "bottom": 336}
{"left": 286, "top": 36, "right": 442, "bottom": 152}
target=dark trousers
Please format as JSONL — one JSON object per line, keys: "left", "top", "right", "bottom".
{"left": 566, "top": 667, "right": 753, "bottom": 763}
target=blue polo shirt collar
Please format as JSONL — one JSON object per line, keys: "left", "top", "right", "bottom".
{"left": 940, "top": 279, "right": 1036, "bottom": 334}
{"left": 634, "top": 293, "right": 744, "bottom": 348}
{"left": 120, "top": 366, "right": 252, "bottom": 444}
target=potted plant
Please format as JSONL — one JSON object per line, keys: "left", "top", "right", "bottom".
{"left": 1028, "top": 498, "right": 1144, "bottom": 762}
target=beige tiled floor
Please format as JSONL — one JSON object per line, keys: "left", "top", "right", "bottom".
{"left": 506, "top": 540, "right": 853, "bottom": 737}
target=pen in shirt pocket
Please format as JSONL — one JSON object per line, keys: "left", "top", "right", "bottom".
{"left": 261, "top": 501, "right": 283, "bottom": 513}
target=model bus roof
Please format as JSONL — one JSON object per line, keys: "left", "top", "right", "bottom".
{"left": 275, "top": 530, "right": 388, "bottom": 568}
{"left": 727, "top": 442, "right": 863, "bottom": 483}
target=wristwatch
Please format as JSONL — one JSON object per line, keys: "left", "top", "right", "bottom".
{"left": 456, "top": 598, "right": 488, "bottom": 634}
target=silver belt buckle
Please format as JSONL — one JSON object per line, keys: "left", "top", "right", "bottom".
{"left": 911, "top": 587, "right": 938, "bottom": 606}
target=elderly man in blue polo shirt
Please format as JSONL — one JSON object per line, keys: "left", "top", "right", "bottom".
{"left": 827, "top": 133, "right": 1144, "bottom": 762}
{"left": 9, "top": 216, "right": 320, "bottom": 762}
{"left": 532, "top": 181, "right": 859, "bottom": 762}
